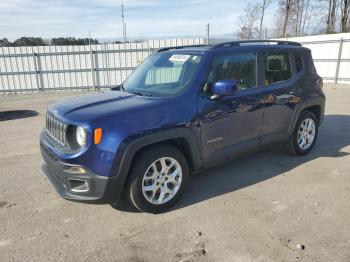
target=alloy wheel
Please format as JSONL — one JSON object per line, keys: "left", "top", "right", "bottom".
{"left": 141, "top": 157, "right": 183, "bottom": 205}
{"left": 297, "top": 118, "right": 316, "bottom": 150}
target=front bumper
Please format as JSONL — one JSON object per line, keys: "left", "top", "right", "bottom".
{"left": 40, "top": 139, "right": 123, "bottom": 204}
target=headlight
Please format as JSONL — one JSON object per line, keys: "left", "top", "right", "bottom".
{"left": 75, "top": 126, "right": 87, "bottom": 147}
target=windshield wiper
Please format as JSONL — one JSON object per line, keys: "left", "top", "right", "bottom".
{"left": 130, "top": 90, "right": 153, "bottom": 97}
{"left": 112, "top": 86, "right": 152, "bottom": 96}
{"left": 110, "top": 84, "right": 125, "bottom": 91}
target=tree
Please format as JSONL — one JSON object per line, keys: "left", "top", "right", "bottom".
{"left": 340, "top": 0, "right": 350, "bottom": 32}
{"left": 259, "top": 0, "right": 272, "bottom": 39}
{"left": 290, "top": 0, "right": 312, "bottom": 36}
{"left": 273, "top": 0, "right": 323, "bottom": 37}
{"left": 326, "top": 0, "right": 337, "bottom": 33}
{"left": 238, "top": 2, "right": 261, "bottom": 39}
{"left": 13, "top": 37, "right": 46, "bottom": 46}
{"left": 0, "top": 38, "right": 12, "bottom": 47}
{"left": 281, "top": 0, "right": 293, "bottom": 37}
{"left": 301, "top": 0, "right": 311, "bottom": 34}
{"left": 274, "top": 0, "right": 293, "bottom": 37}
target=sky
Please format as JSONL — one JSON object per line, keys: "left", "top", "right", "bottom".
{"left": 0, "top": 0, "right": 277, "bottom": 41}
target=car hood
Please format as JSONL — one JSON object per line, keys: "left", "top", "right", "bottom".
{"left": 48, "top": 91, "right": 162, "bottom": 124}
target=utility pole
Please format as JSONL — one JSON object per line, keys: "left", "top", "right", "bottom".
{"left": 121, "top": 0, "right": 127, "bottom": 43}
{"left": 88, "top": 31, "right": 91, "bottom": 47}
{"left": 206, "top": 23, "right": 210, "bottom": 44}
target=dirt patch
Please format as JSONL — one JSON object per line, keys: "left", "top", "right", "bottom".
{"left": 175, "top": 241, "right": 207, "bottom": 262}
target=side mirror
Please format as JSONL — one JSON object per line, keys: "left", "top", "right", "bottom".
{"left": 211, "top": 80, "right": 239, "bottom": 99}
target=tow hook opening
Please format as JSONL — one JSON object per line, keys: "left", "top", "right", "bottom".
{"left": 67, "top": 179, "right": 90, "bottom": 193}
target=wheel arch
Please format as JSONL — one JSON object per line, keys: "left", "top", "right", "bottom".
{"left": 111, "top": 128, "right": 202, "bottom": 191}
{"left": 288, "top": 99, "right": 324, "bottom": 136}
{"left": 303, "top": 105, "right": 321, "bottom": 123}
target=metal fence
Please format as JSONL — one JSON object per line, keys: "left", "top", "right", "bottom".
{"left": 0, "top": 38, "right": 205, "bottom": 93}
{"left": 1, "top": 36, "right": 349, "bottom": 93}
{"left": 277, "top": 33, "right": 350, "bottom": 84}
{"left": 299, "top": 38, "right": 350, "bottom": 84}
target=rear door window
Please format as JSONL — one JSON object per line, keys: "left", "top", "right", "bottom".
{"left": 264, "top": 51, "right": 292, "bottom": 85}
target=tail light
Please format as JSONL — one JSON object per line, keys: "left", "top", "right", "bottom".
{"left": 316, "top": 78, "right": 323, "bottom": 89}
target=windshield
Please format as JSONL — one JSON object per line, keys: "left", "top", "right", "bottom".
{"left": 123, "top": 52, "right": 202, "bottom": 96}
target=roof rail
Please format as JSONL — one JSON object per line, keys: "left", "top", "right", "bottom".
{"left": 212, "top": 40, "right": 302, "bottom": 48}
{"left": 157, "top": 44, "right": 209, "bottom": 52}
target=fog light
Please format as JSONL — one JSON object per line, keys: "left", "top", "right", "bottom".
{"left": 66, "top": 166, "right": 86, "bottom": 174}
{"left": 67, "top": 179, "right": 89, "bottom": 192}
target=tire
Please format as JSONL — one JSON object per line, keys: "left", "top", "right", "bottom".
{"left": 285, "top": 110, "right": 319, "bottom": 156}
{"left": 126, "top": 144, "right": 189, "bottom": 213}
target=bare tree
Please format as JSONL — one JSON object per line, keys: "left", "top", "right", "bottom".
{"left": 282, "top": 0, "right": 293, "bottom": 37}
{"left": 273, "top": 0, "right": 330, "bottom": 37}
{"left": 295, "top": 0, "right": 301, "bottom": 35}
{"left": 258, "top": 0, "right": 272, "bottom": 39}
{"left": 292, "top": 0, "right": 311, "bottom": 36}
{"left": 326, "top": 0, "right": 337, "bottom": 33}
{"left": 340, "top": 0, "right": 350, "bottom": 32}
{"left": 238, "top": 2, "right": 261, "bottom": 39}
{"left": 301, "top": 0, "right": 311, "bottom": 33}
{"left": 274, "top": 0, "right": 294, "bottom": 37}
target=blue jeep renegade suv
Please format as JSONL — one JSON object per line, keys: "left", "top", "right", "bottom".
{"left": 40, "top": 40, "right": 325, "bottom": 213}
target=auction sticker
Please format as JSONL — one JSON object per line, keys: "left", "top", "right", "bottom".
{"left": 169, "top": 54, "right": 190, "bottom": 62}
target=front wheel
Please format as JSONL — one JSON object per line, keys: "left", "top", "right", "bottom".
{"left": 127, "top": 145, "right": 189, "bottom": 213}
{"left": 285, "top": 111, "right": 319, "bottom": 156}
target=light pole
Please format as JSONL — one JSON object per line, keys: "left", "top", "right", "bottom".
{"left": 206, "top": 23, "right": 210, "bottom": 44}
{"left": 121, "top": 0, "right": 127, "bottom": 43}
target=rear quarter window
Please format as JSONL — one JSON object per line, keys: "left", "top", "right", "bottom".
{"left": 294, "top": 52, "right": 303, "bottom": 73}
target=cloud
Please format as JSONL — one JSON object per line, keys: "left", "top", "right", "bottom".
{"left": 0, "top": 0, "right": 268, "bottom": 40}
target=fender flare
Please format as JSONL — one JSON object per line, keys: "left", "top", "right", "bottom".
{"left": 110, "top": 127, "right": 202, "bottom": 187}
{"left": 287, "top": 95, "right": 325, "bottom": 135}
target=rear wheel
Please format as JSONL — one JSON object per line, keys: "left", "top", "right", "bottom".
{"left": 285, "top": 111, "right": 319, "bottom": 156}
{"left": 127, "top": 145, "right": 189, "bottom": 213}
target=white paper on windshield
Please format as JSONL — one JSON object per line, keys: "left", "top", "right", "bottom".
{"left": 169, "top": 54, "right": 190, "bottom": 62}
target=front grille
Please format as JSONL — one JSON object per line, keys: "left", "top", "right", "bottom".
{"left": 45, "top": 114, "right": 67, "bottom": 147}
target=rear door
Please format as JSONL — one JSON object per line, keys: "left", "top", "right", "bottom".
{"left": 260, "top": 49, "right": 304, "bottom": 145}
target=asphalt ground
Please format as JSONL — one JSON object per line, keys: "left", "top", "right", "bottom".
{"left": 0, "top": 84, "right": 349, "bottom": 261}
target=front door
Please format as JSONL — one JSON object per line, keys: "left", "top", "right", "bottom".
{"left": 198, "top": 52, "right": 265, "bottom": 161}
